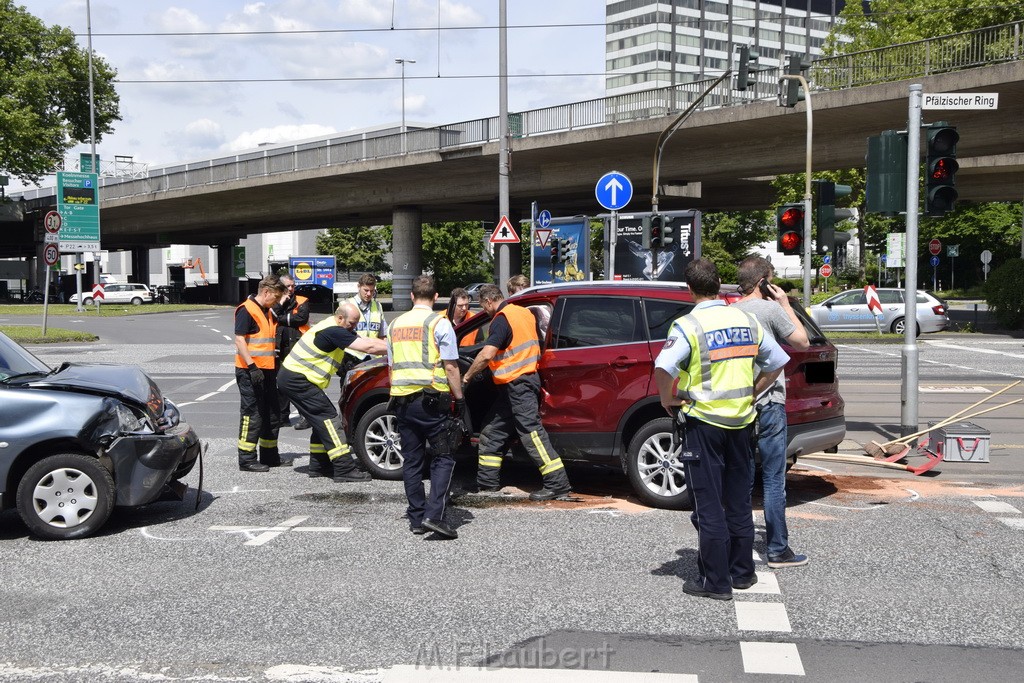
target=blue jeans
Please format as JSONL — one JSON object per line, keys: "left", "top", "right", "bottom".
{"left": 753, "top": 401, "right": 789, "bottom": 558}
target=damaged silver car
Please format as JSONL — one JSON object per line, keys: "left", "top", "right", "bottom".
{"left": 0, "top": 332, "right": 201, "bottom": 540}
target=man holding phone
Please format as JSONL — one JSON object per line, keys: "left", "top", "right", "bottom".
{"left": 733, "top": 256, "right": 810, "bottom": 569}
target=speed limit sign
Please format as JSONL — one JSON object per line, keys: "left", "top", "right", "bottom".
{"left": 44, "top": 211, "right": 62, "bottom": 234}
{"left": 43, "top": 243, "right": 60, "bottom": 266}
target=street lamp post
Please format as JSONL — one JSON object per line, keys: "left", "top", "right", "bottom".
{"left": 395, "top": 58, "right": 415, "bottom": 153}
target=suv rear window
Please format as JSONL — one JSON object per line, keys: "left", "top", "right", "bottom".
{"left": 552, "top": 297, "right": 641, "bottom": 349}
{"left": 644, "top": 299, "right": 695, "bottom": 340}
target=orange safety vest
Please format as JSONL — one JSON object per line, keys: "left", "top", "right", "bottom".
{"left": 487, "top": 304, "right": 540, "bottom": 384}
{"left": 235, "top": 298, "right": 278, "bottom": 369}
{"left": 448, "top": 309, "right": 479, "bottom": 347}
{"left": 291, "top": 295, "right": 311, "bottom": 334}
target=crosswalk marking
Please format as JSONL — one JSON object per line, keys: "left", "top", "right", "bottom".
{"left": 735, "top": 571, "right": 780, "bottom": 595}
{"left": 973, "top": 500, "right": 1021, "bottom": 514}
{"left": 735, "top": 602, "right": 792, "bottom": 632}
{"left": 740, "top": 641, "right": 805, "bottom": 676}
{"left": 998, "top": 517, "right": 1024, "bottom": 530}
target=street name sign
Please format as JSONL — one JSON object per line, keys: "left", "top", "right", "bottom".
{"left": 922, "top": 92, "right": 999, "bottom": 110}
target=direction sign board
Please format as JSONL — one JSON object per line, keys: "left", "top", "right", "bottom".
{"left": 537, "top": 209, "right": 552, "bottom": 228}
{"left": 57, "top": 171, "right": 101, "bottom": 252}
{"left": 928, "top": 239, "right": 942, "bottom": 256}
{"left": 489, "top": 215, "right": 521, "bottom": 244}
{"left": 43, "top": 244, "right": 59, "bottom": 267}
{"left": 980, "top": 249, "right": 992, "bottom": 264}
{"left": 820, "top": 263, "right": 833, "bottom": 278}
{"left": 886, "top": 232, "right": 905, "bottom": 267}
{"left": 922, "top": 92, "right": 999, "bottom": 110}
{"left": 930, "top": 255, "right": 940, "bottom": 267}
{"left": 595, "top": 171, "right": 633, "bottom": 211}
{"left": 44, "top": 211, "right": 62, "bottom": 234}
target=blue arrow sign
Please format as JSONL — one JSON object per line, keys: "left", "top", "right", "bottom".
{"left": 537, "top": 209, "right": 551, "bottom": 228}
{"left": 930, "top": 255, "right": 940, "bottom": 267}
{"left": 595, "top": 171, "right": 633, "bottom": 211}
{"left": 823, "top": 255, "right": 831, "bottom": 264}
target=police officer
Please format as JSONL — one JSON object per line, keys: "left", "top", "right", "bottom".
{"left": 234, "top": 275, "right": 288, "bottom": 471}
{"left": 387, "top": 274, "right": 464, "bottom": 539}
{"left": 462, "top": 284, "right": 571, "bottom": 501}
{"left": 342, "top": 273, "right": 388, "bottom": 370}
{"left": 278, "top": 302, "right": 387, "bottom": 481}
{"left": 273, "top": 274, "right": 311, "bottom": 430}
{"left": 654, "top": 258, "right": 789, "bottom": 600}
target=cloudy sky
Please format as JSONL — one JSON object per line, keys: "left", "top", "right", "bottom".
{"left": 17, "top": 0, "right": 607, "bottom": 188}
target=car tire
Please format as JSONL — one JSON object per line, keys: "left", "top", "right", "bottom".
{"left": 16, "top": 453, "right": 115, "bottom": 540}
{"left": 83, "top": 297, "right": 94, "bottom": 306}
{"left": 626, "top": 418, "right": 691, "bottom": 510}
{"left": 354, "top": 402, "right": 403, "bottom": 480}
{"left": 891, "top": 317, "right": 920, "bottom": 336}
{"left": 130, "top": 297, "right": 143, "bottom": 305}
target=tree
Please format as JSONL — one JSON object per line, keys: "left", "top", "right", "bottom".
{"left": 316, "top": 225, "right": 391, "bottom": 277}
{"left": 0, "top": 1, "right": 121, "bottom": 183}
{"left": 421, "top": 222, "right": 493, "bottom": 293}
{"left": 700, "top": 210, "right": 773, "bottom": 260}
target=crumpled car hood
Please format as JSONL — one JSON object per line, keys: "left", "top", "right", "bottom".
{"left": 24, "top": 363, "right": 163, "bottom": 421}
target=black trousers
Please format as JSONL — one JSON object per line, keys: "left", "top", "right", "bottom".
{"left": 277, "top": 367, "right": 351, "bottom": 461}
{"left": 682, "top": 416, "right": 756, "bottom": 595}
{"left": 394, "top": 392, "right": 455, "bottom": 526}
{"left": 236, "top": 367, "right": 280, "bottom": 465}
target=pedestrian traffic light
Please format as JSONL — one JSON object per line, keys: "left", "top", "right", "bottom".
{"left": 776, "top": 204, "right": 804, "bottom": 256}
{"left": 924, "top": 122, "right": 959, "bottom": 217}
{"left": 778, "top": 54, "right": 810, "bottom": 108}
{"left": 866, "top": 130, "right": 907, "bottom": 215}
{"left": 813, "top": 180, "right": 853, "bottom": 255}
{"left": 735, "top": 45, "right": 758, "bottom": 91}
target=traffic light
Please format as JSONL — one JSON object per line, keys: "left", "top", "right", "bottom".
{"left": 776, "top": 204, "right": 804, "bottom": 256}
{"left": 659, "top": 215, "right": 675, "bottom": 250}
{"left": 924, "top": 122, "right": 959, "bottom": 216}
{"left": 550, "top": 239, "right": 561, "bottom": 264}
{"left": 866, "top": 130, "right": 908, "bottom": 215}
{"left": 556, "top": 238, "right": 570, "bottom": 262}
{"left": 641, "top": 216, "right": 652, "bottom": 249}
{"left": 735, "top": 45, "right": 759, "bottom": 91}
{"left": 778, "top": 54, "right": 810, "bottom": 108}
{"left": 813, "top": 181, "right": 853, "bottom": 255}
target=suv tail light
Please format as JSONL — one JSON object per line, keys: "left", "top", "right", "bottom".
{"left": 932, "top": 305, "right": 946, "bottom": 315}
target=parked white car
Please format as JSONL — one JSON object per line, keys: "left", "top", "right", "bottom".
{"left": 809, "top": 288, "right": 949, "bottom": 335}
{"left": 70, "top": 283, "right": 154, "bottom": 306}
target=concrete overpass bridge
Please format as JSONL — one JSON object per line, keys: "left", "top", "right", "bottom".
{"left": 8, "top": 22, "right": 1024, "bottom": 303}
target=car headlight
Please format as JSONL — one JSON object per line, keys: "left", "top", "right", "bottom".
{"left": 116, "top": 402, "right": 155, "bottom": 434}
{"left": 160, "top": 399, "right": 181, "bottom": 429}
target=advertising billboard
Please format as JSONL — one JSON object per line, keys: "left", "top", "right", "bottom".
{"left": 289, "top": 256, "right": 336, "bottom": 288}
{"left": 530, "top": 217, "right": 592, "bottom": 286}
{"left": 603, "top": 210, "right": 701, "bottom": 282}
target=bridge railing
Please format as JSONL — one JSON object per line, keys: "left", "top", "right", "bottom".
{"left": 52, "top": 20, "right": 1019, "bottom": 204}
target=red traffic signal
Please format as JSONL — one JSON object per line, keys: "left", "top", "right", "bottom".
{"left": 776, "top": 204, "right": 804, "bottom": 256}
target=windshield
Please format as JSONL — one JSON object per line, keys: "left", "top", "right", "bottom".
{"left": 0, "top": 332, "right": 52, "bottom": 380}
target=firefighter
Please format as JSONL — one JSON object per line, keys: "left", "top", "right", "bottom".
{"left": 273, "top": 274, "right": 311, "bottom": 430}
{"left": 462, "top": 284, "right": 572, "bottom": 501}
{"left": 654, "top": 258, "right": 789, "bottom": 601}
{"left": 445, "top": 287, "right": 478, "bottom": 346}
{"left": 278, "top": 302, "right": 387, "bottom": 481}
{"left": 387, "top": 274, "right": 464, "bottom": 539}
{"left": 235, "top": 275, "right": 288, "bottom": 471}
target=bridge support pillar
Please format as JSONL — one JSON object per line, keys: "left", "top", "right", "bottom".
{"left": 391, "top": 205, "right": 422, "bottom": 312}
{"left": 217, "top": 241, "right": 240, "bottom": 304}
{"left": 131, "top": 248, "right": 150, "bottom": 286}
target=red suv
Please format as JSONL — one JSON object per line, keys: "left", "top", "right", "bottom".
{"left": 340, "top": 281, "right": 845, "bottom": 510}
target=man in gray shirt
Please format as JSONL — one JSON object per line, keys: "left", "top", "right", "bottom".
{"left": 733, "top": 256, "right": 810, "bottom": 568}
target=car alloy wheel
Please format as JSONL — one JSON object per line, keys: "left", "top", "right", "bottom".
{"left": 354, "top": 403, "right": 404, "bottom": 480}
{"left": 16, "top": 453, "right": 115, "bottom": 540}
{"left": 625, "top": 417, "right": 691, "bottom": 510}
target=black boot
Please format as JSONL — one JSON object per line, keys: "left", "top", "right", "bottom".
{"left": 332, "top": 456, "right": 371, "bottom": 483}
{"left": 308, "top": 452, "right": 332, "bottom": 478}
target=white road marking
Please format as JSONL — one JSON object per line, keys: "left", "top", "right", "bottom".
{"left": 734, "top": 602, "right": 792, "bottom": 632}
{"left": 244, "top": 515, "right": 309, "bottom": 546}
{"left": 223, "top": 335, "right": 232, "bottom": 341}
{"left": 195, "top": 391, "right": 219, "bottom": 401}
{"left": 139, "top": 527, "right": 201, "bottom": 542}
{"left": 208, "top": 516, "right": 352, "bottom": 545}
{"left": 211, "top": 486, "right": 274, "bottom": 494}
{"left": 740, "top": 641, "right": 805, "bottom": 676}
{"left": 735, "top": 571, "right": 780, "bottom": 595}
{"left": 377, "top": 667, "right": 697, "bottom": 682}
{"left": 923, "top": 340, "right": 1024, "bottom": 359}
{"left": 210, "top": 328, "right": 221, "bottom": 333}
{"left": 805, "top": 500, "right": 886, "bottom": 511}
{"left": 998, "top": 517, "right": 1024, "bottom": 530}
{"left": 218, "top": 379, "right": 235, "bottom": 392}
{"left": 905, "top": 488, "right": 921, "bottom": 501}
{"left": 973, "top": 500, "right": 1021, "bottom": 514}
{"left": 920, "top": 385, "right": 989, "bottom": 393}
{"left": 838, "top": 345, "right": 1024, "bottom": 380}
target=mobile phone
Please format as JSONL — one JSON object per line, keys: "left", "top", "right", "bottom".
{"left": 758, "top": 279, "right": 773, "bottom": 298}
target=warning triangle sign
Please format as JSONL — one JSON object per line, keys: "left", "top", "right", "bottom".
{"left": 489, "top": 215, "right": 521, "bottom": 244}
{"left": 534, "top": 228, "right": 552, "bottom": 248}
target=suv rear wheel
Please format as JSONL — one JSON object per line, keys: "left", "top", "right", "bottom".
{"left": 626, "top": 418, "right": 691, "bottom": 510}
{"left": 354, "top": 403, "right": 404, "bottom": 480}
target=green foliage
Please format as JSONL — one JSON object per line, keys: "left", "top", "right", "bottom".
{"left": 316, "top": 225, "right": 391, "bottom": 277}
{"left": 700, "top": 240, "right": 739, "bottom": 283}
{"left": 983, "top": 258, "right": 1024, "bottom": 329}
{"left": 375, "top": 280, "right": 392, "bottom": 295}
{"left": 701, "top": 210, "right": 773, "bottom": 260}
{"left": 421, "top": 221, "right": 493, "bottom": 294}
{"left": 0, "top": 1, "right": 121, "bottom": 182}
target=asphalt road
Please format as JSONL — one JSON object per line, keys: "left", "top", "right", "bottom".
{"left": 2, "top": 309, "right": 1023, "bottom": 682}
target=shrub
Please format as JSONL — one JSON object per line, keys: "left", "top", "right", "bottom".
{"left": 376, "top": 280, "right": 393, "bottom": 295}
{"left": 983, "top": 258, "right": 1024, "bottom": 330}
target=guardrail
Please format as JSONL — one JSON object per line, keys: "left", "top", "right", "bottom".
{"left": 17, "top": 21, "right": 1022, "bottom": 204}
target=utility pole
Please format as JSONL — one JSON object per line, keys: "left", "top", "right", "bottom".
{"left": 901, "top": 84, "right": 923, "bottom": 437}
{"left": 497, "top": 0, "right": 510, "bottom": 294}
{"left": 778, "top": 72, "right": 814, "bottom": 308}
